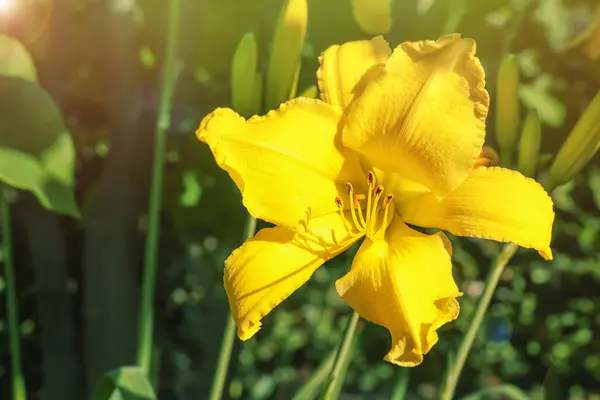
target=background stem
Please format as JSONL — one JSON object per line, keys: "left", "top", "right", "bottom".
{"left": 136, "top": 0, "right": 181, "bottom": 375}
{"left": 1, "top": 186, "right": 26, "bottom": 400}
{"left": 208, "top": 215, "right": 257, "bottom": 400}
{"left": 322, "top": 311, "right": 360, "bottom": 400}
{"left": 441, "top": 243, "right": 518, "bottom": 400}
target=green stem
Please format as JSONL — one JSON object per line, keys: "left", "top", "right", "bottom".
{"left": 136, "top": 0, "right": 180, "bottom": 375}
{"left": 322, "top": 311, "right": 360, "bottom": 400}
{"left": 441, "top": 243, "right": 518, "bottom": 400}
{"left": 291, "top": 348, "right": 337, "bottom": 400}
{"left": 208, "top": 215, "right": 257, "bottom": 400}
{"left": 1, "top": 187, "right": 26, "bottom": 400}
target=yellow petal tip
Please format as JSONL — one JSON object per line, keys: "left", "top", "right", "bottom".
{"left": 196, "top": 107, "right": 244, "bottom": 143}
{"left": 238, "top": 322, "right": 262, "bottom": 341}
{"left": 540, "top": 248, "right": 553, "bottom": 261}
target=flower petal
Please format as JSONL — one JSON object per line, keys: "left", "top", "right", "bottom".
{"left": 400, "top": 167, "right": 555, "bottom": 260}
{"left": 335, "top": 218, "right": 461, "bottom": 366}
{"left": 342, "top": 34, "right": 489, "bottom": 198}
{"left": 197, "top": 98, "right": 365, "bottom": 229}
{"left": 317, "top": 36, "right": 391, "bottom": 110}
{"left": 225, "top": 212, "right": 359, "bottom": 340}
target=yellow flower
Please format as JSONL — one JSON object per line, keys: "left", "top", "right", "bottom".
{"left": 196, "top": 34, "right": 555, "bottom": 366}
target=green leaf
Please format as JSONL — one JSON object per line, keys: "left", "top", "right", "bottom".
{"left": 0, "top": 76, "right": 80, "bottom": 217}
{"left": 0, "top": 34, "right": 37, "bottom": 82}
{"left": 519, "top": 84, "right": 566, "bottom": 128}
{"left": 92, "top": 367, "right": 157, "bottom": 400}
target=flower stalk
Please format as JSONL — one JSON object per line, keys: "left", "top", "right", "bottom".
{"left": 208, "top": 215, "right": 257, "bottom": 400}
{"left": 441, "top": 243, "right": 518, "bottom": 400}
{"left": 136, "top": 0, "right": 180, "bottom": 375}
{"left": 1, "top": 186, "right": 26, "bottom": 400}
{"left": 321, "top": 311, "right": 361, "bottom": 399}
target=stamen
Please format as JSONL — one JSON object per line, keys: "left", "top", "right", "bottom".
{"left": 345, "top": 182, "right": 363, "bottom": 231}
{"left": 383, "top": 194, "right": 393, "bottom": 208}
{"left": 334, "top": 196, "right": 352, "bottom": 233}
{"left": 368, "top": 185, "right": 385, "bottom": 235}
{"left": 380, "top": 194, "right": 394, "bottom": 233}
{"left": 345, "top": 182, "right": 353, "bottom": 195}
{"left": 354, "top": 194, "right": 366, "bottom": 228}
{"left": 367, "top": 171, "right": 375, "bottom": 187}
{"left": 334, "top": 171, "right": 394, "bottom": 240}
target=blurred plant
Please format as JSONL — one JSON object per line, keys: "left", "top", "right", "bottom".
{"left": 547, "top": 91, "right": 600, "bottom": 191}
{"left": 265, "top": 0, "right": 307, "bottom": 111}
{"left": 136, "top": 0, "right": 180, "bottom": 378}
{"left": 0, "top": 187, "right": 25, "bottom": 400}
{"left": 518, "top": 111, "right": 542, "bottom": 178}
{"left": 351, "top": 0, "right": 393, "bottom": 35}
{"left": 0, "top": 33, "right": 80, "bottom": 400}
{"left": 231, "top": 33, "right": 260, "bottom": 118}
{"left": 495, "top": 54, "right": 520, "bottom": 167}
{"left": 566, "top": 0, "right": 600, "bottom": 61}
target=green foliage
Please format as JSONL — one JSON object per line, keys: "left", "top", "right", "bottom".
{"left": 0, "top": 76, "right": 79, "bottom": 217}
{"left": 92, "top": 367, "right": 157, "bottom": 400}
{"left": 0, "top": 35, "right": 37, "bottom": 82}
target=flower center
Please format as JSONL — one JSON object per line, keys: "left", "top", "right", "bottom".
{"left": 335, "top": 171, "right": 394, "bottom": 240}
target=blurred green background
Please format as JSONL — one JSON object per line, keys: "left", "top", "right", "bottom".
{"left": 0, "top": 0, "right": 599, "bottom": 399}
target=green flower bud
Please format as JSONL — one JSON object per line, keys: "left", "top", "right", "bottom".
{"left": 351, "top": 0, "right": 392, "bottom": 35}
{"left": 518, "top": 111, "right": 542, "bottom": 178}
{"left": 231, "top": 33, "right": 259, "bottom": 118}
{"left": 265, "top": 0, "right": 307, "bottom": 110}
{"left": 299, "top": 85, "right": 318, "bottom": 99}
{"left": 253, "top": 72, "right": 263, "bottom": 115}
{"left": 548, "top": 91, "right": 600, "bottom": 190}
{"left": 289, "top": 60, "right": 301, "bottom": 99}
{"left": 495, "top": 54, "right": 520, "bottom": 164}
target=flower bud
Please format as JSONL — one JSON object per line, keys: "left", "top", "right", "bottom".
{"left": 299, "top": 85, "right": 318, "bottom": 99}
{"left": 289, "top": 60, "right": 301, "bottom": 99}
{"left": 548, "top": 91, "right": 600, "bottom": 190}
{"left": 253, "top": 72, "right": 263, "bottom": 114}
{"left": 265, "top": 0, "right": 307, "bottom": 110}
{"left": 351, "top": 0, "right": 392, "bottom": 35}
{"left": 518, "top": 111, "right": 542, "bottom": 178}
{"left": 495, "top": 54, "right": 520, "bottom": 164}
{"left": 231, "top": 33, "right": 259, "bottom": 117}
{"left": 473, "top": 146, "right": 500, "bottom": 168}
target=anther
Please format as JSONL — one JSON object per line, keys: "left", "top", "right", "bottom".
{"left": 335, "top": 196, "right": 344, "bottom": 209}
{"left": 383, "top": 194, "right": 394, "bottom": 208}
{"left": 345, "top": 182, "right": 353, "bottom": 195}
{"left": 374, "top": 185, "right": 384, "bottom": 197}
{"left": 367, "top": 171, "right": 375, "bottom": 187}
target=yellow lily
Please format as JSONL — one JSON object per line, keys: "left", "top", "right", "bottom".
{"left": 196, "top": 34, "right": 554, "bottom": 366}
